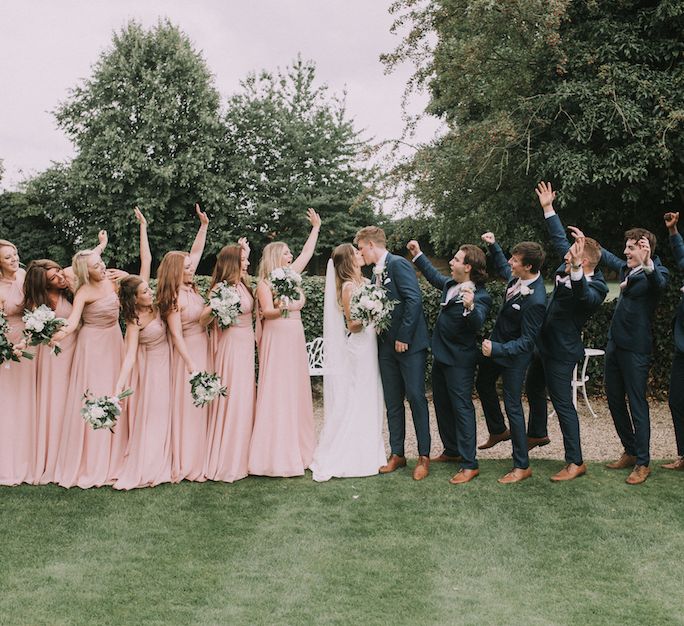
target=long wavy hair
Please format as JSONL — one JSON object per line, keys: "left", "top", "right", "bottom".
{"left": 23, "top": 259, "right": 67, "bottom": 310}
{"left": 156, "top": 251, "right": 190, "bottom": 320}
{"left": 257, "top": 242, "right": 288, "bottom": 282}
{"left": 119, "top": 275, "right": 155, "bottom": 325}
{"left": 71, "top": 249, "right": 95, "bottom": 292}
{"left": 331, "top": 244, "right": 359, "bottom": 304}
{"left": 210, "top": 245, "right": 250, "bottom": 293}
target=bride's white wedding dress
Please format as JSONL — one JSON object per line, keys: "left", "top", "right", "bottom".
{"left": 310, "top": 265, "right": 386, "bottom": 482}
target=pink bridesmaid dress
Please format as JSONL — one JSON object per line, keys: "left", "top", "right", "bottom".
{"left": 36, "top": 294, "right": 78, "bottom": 484}
{"left": 114, "top": 315, "right": 172, "bottom": 490}
{"left": 0, "top": 275, "right": 37, "bottom": 486}
{"left": 54, "top": 292, "right": 125, "bottom": 488}
{"left": 205, "top": 282, "right": 256, "bottom": 482}
{"left": 248, "top": 288, "right": 315, "bottom": 477}
{"left": 170, "top": 286, "right": 210, "bottom": 483}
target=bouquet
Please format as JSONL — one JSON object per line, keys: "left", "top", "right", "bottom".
{"left": 269, "top": 267, "right": 302, "bottom": 318}
{"left": 349, "top": 283, "right": 396, "bottom": 333}
{"left": 81, "top": 388, "right": 133, "bottom": 431}
{"left": 207, "top": 282, "right": 242, "bottom": 329}
{"left": 0, "top": 310, "right": 33, "bottom": 367}
{"left": 22, "top": 304, "right": 68, "bottom": 355}
{"left": 189, "top": 371, "right": 227, "bottom": 407}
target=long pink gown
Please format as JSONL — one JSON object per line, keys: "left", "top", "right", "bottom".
{"left": 248, "top": 287, "right": 315, "bottom": 477}
{"left": 114, "top": 315, "right": 173, "bottom": 490}
{"left": 205, "top": 282, "right": 256, "bottom": 482}
{"left": 0, "top": 275, "right": 37, "bottom": 486}
{"left": 36, "top": 294, "right": 78, "bottom": 484}
{"left": 170, "top": 286, "right": 210, "bottom": 483}
{"left": 54, "top": 292, "right": 125, "bottom": 488}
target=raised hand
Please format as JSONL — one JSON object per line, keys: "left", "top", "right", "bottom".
{"left": 461, "top": 288, "right": 475, "bottom": 311}
{"left": 568, "top": 237, "right": 585, "bottom": 269}
{"left": 98, "top": 230, "right": 108, "bottom": 250}
{"left": 567, "top": 226, "right": 586, "bottom": 240}
{"left": 665, "top": 212, "right": 679, "bottom": 234}
{"left": 406, "top": 240, "right": 421, "bottom": 257}
{"left": 106, "top": 268, "right": 129, "bottom": 282}
{"left": 238, "top": 237, "right": 250, "bottom": 256}
{"left": 195, "top": 203, "right": 209, "bottom": 227}
{"left": 535, "top": 181, "right": 556, "bottom": 213}
{"left": 633, "top": 237, "right": 652, "bottom": 266}
{"left": 306, "top": 208, "right": 321, "bottom": 229}
{"left": 134, "top": 206, "right": 147, "bottom": 227}
{"left": 481, "top": 232, "right": 496, "bottom": 245}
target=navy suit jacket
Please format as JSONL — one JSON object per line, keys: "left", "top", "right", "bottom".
{"left": 540, "top": 214, "right": 609, "bottom": 362}
{"left": 375, "top": 252, "right": 430, "bottom": 355}
{"left": 600, "top": 247, "right": 669, "bottom": 355}
{"left": 670, "top": 233, "right": 684, "bottom": 354}
{"left": 487, "top": 243, "right": 546, "bottom": 367}
{"left": 413, "top": 253, "right": 492, "bottom": 368}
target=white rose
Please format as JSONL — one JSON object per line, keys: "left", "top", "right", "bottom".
{"left": 520, "top": 285, "right": 532, "bottom": 296}
{"left": 89, "top": 406, "right": 105, "bottom": 420}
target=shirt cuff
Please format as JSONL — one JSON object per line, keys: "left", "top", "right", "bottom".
{"left": 544, "top": 210, "right": 557, "bottom": 218}
{"left": 642, "top": 259, "right": 655, "bottom": 274}
{"left": 412, "top": 252, "right": 423, "bottom": 263}
{"left": 570, "top": 267, "right": 583, "bottom": 281}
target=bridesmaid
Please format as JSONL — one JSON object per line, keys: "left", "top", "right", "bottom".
{"left": 0, "top": 239, "right": 36, "bottom": 486}
{"left": 157, "top": 204, "right": 210, "bottom": 483}
{"left": 113, "top": 208, "right": 173, "bottom": 489}
{"left": 201, "top": 237, "right": 256, "bottom": 483}
{"left": 27, "top": 231, "right": 108, "bottom": 484}
{"left": 51, "top": 244, "right": 125, "bottom": 488}
{"left": 248, "top": 208, "right": 321, "bottom": 477}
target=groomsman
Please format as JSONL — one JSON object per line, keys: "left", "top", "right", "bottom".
{"left": 407, "top": 240, "right": 492, "bottom": 484}
{"left": 354, "top": 226, "right": 432, "bottom": 480}
{"left": 476, "top": 236, "right": 546, "bottom": 483}
{"left": 525, "top": 182, "right": 609, "bottom": 481}
{"left": 663, "top": 211, "right": 684, "bottom": 472}
{"left": 595, "top": 224, "right": 669, "bottom": 484}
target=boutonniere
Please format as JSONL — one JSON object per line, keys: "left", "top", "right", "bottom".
{"left": 373, "top": 265, "right": 388, "bottom": 285}
{"left": 520, "top": 285, "right": 534, "bottom": 297}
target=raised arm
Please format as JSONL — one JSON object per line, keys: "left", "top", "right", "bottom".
{"left": 135, "top": 207, "right": 151, "bottom": 282}
{"left": 567, "top": 237, "right": 608, "bottom": 311}
{"left": 166, "top": 310, "right": 198, "bottom": 374}
{"left": 665, "top": 212, "right": 684, "bottom": 271}
{"left": 188, "top": 203, "right": 209, "bottom": 273}
{"left": 408, "top": 240, "right": 449, "bottom": 291}
{"left": 50, "top": 288, "right": 88, "bottom": 343}
{"left": 536, "top": 182, "right": 573, "bottom": 257}
{"left": 482, "top": 232, "right": 512, "bottom": 282}
{"left": 92, "top": 230, "right": 108, "bottom": 256}
{"left": 291, "top": 209, "right": 321, "bottom": 275}
{"left": 115, "top": 322, "right": 140, "bottom": 393}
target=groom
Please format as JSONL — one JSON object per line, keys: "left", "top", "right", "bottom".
{"left": 354, "top": 226, "right": 431, "bottom": 480}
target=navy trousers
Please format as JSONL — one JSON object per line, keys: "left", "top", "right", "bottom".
{"left": 475, "top": 357, "right": 530, "bottom": 469}
{"left": 378, "top": 348, "right": 431, "bottom": 457}
{"left": 526, "top": 352, "right": 583, "bottom": 465}
{"left": 668, "top": 350, "right": 684, "bottom": 457}
{"left": 432, "top": 359, "right": 478, "bottom": 469}
{"left": 604, "top": 341, "right": 652, "bottom": 466}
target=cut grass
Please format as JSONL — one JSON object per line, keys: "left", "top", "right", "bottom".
{"left": 2, "top": 460, "right": 683, "bottom": 625}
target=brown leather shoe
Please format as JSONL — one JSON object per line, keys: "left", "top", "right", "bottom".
{"left": 626, "top": 465, "right": 651, "bottom": 485}
{"left": 497, "top": 467, "right": 532, "bottom": 484}
{"left": 478, "top": 429, "right": 511, "bottom": 450}
{"left": 379, "top": 454, "right": 407, "bottom": 474}
{"left": 449, "top": 468, "right": 479, "bottom": 484}
{"left": 430, "top": 453, "right": 463, "bottom": 463}
{"left": 527, "top": 436, "right": 551, "bottom": 451}
{"left": 412, "top": 456, "right": 430, "bottom": 481}
{"left": 550, "top": 463, "right": 587, "bottom": 482}
{"left": 606, "top": 453, "right": 637, "bottom": 470}
{"left": 661, "top": 457, "right": 684, "bottom": 471}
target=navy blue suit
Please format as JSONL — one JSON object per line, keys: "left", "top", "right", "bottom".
{"left": 475, "top": 243, "right": 546, "bottom": 469}
{"left": 526, "top": 214, "right": 608, "bottom": 465}
{"left": 600, "top": 246, "right": 669, "bottom": 466}
{"left": 375, "top": 252, "right": 431, "bottom": 457}
{"left": 668, "top": 233, "right": 684, "bottom": 456}
{"left": 414, "top": 253, "right": 492, "bottom": 469}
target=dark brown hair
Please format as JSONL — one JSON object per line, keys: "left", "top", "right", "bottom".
{"left": 624, "top": 228, "right": 656, "bottom": 253}
{"left": 23, "top": 259, "right": 65, "bottom": 310}
{"left": 119, "top": 275, "right": 145, "bottom": 324}
{"left": 459, "top": 245, "right": 488, "bottom": 285}
{"left": 511, "top": 242, "right": 545, "bottom": 273}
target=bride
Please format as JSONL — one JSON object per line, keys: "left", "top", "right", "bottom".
{"left": 310, "top": 243, "right": 386, "bottom": 481}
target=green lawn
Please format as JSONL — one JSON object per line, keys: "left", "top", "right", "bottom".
{"left": 2, "top": 461, "right": 683, "bottom": 626}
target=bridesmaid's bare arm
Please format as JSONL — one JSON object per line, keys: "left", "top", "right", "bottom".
{"left": 51, "top": 288, "right": 89, "bottom": 343}
{"left": 256, "top": 280, "right": 285, "bottom": 320}
{"left": 188, "top": 204, "right": 209, "bottom": 273}
{"left": 135, "top": 207, "right": 152, "bottom": 283}
{"left": 166, "top": 309, "right": 198, "bottom": 373}
{"left": 341, "top": 282, "right": 363, "bottom": 333}
{"left": 116, "top": 322, "right": 140, "bottom": 393}
{"left": 290, "top": 208, "right": 321, "bottom": 275}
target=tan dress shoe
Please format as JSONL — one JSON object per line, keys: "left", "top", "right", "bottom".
{"left": 606, "top": 453, "right": 637, "bottom": 469}
{"left": 527, "top": 436, "right": 551, "bottom": 451}
{"left": 550, "top": 463, "right": 587, "bottom": 482}
{"left": 497, "top": 467, "right": 532, "bottom": 484}
{"left": 478, "top": 429, "right": 511, "bottom": 450}
{"left": 661, "top": 457, "right": 684, "bottom": 471}
{"left": 449, "top": 468, "right": 479, "bottom": 484}
{"left": 431, "top": 453, "right": 463, "bottom": 463}
{"left": 626, "top": 465, "right": 651, "bottom": 485}
{"left": 412, "top": 456, "right": 430, "bottom": 481}
{"left": 379, "top": 454, "right": 407, "bottom": 474}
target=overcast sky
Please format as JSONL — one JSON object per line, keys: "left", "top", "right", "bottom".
{"left": 0, "top": 0, "right": 442, "bottom": 198}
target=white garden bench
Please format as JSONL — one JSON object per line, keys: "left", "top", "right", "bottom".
{"left": 305, "top": 337, "right": 327, "bottom": 376}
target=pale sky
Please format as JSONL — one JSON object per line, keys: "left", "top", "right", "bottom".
{"left": 0, "top": 0, "right": 442, "bottom": 205}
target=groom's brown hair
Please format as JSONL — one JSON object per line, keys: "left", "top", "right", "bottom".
{"left": 354, "top": 226, "right": 386, "bottom": 247}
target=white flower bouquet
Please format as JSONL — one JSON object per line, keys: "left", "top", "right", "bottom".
{"left": 0, "top": 310, "right": 33, "bottom": 367}
{"left": 81, "top": 388, "right": 133, "bottom": 431}
{"left": 189, "top": 371, "right": 227, "bottom": 407}
{"left": 269, "top": 267, "right": 302, "bottom": 318}
{"left": 208, "top": 282, "right": 242, "bottom": 329}
{"left": 349, "top": 283, "right": 396, "bottom": 333}
{"left": 22, "top": 304, "right": 68, "bottom": 355}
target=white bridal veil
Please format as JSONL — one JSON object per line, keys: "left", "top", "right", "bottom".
{"left": 323, "top": 258, "right": 349, "bottom": 421}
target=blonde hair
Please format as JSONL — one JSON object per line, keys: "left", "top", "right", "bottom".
{"left": 0, "top": 240, "right": 18, "bottom": 278}
{"left": 354, "top": 226, "right": 386, "bottom": 247}
{"left": 258, "top": 242, "right": 288, "bottom": 282}
{"left": 71, "top": 249, "right": 94, "bottom": 292}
